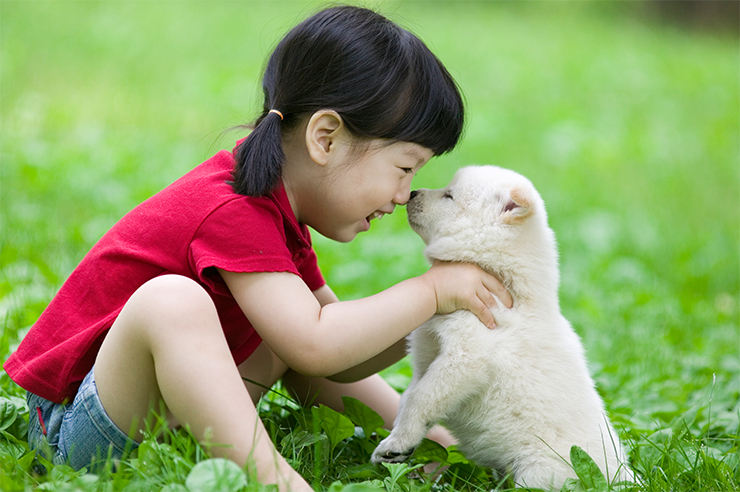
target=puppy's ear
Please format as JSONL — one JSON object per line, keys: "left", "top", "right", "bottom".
{"left": 501, "top": 187, "right": 533, "bottom": 224}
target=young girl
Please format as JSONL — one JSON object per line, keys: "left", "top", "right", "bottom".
{"left": 5, "top": 6, "right": 511, "bottom": 491}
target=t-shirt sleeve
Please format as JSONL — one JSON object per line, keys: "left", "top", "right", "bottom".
{"left": 189, "top": 198, "right": 302, "bottom": 296}
{"left": 295, "top": 241, "right": 326, "bottom": 292}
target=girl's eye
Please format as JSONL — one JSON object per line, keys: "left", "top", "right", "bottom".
{"left": 401, "top": 167, "right": 414, "bottom": 175}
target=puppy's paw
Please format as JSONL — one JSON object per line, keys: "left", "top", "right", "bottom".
{"left": 371, "top": 437, "right": 416, "bottom": 464}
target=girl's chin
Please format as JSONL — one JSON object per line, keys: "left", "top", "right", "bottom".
{"left": 320, "top": 227, "right": 361, "bottom": 243}
{"left": 314, "top": 219, "right": 369, "bottom": 243}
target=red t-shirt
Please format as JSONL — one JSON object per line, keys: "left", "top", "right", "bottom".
{"left": 4, "top": 144, "right": 325, "bottom": 404}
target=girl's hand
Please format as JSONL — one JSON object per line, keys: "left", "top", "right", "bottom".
{"left": 421, "top": 261, "right": 512, "bottom": 329}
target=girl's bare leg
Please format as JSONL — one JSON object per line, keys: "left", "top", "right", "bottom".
{"left": 94, "top": 275, "right": 311, "bottom": 492}
{"left": 282, "top": 371, "right": 456, "bottom": 448}
{"left": 237, "top": 340, "right": 290, "bottom": 405}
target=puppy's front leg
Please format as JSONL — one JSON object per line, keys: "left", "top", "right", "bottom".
{"left": 372, "top": 331, "right": 486, "bottom": 463}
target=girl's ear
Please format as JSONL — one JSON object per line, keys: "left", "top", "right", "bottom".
{"left": 305, "top": 110, "right": 344, "bottom": 166}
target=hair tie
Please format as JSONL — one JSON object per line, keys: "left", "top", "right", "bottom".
{"left": 268, "top": 109, "right": 284, "bottom": 120}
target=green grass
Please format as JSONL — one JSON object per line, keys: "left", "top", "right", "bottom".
{"left": 1, "top": 1, "right": 738, "bottom": 491}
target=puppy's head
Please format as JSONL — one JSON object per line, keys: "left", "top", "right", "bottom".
{"left": 407, "top": 166, "right": 548, "bottom": 264}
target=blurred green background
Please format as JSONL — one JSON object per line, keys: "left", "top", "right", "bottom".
{"left": 1, "top": 0, "right": 738, "bottom": 451}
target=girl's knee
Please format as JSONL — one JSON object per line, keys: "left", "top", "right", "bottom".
{"left": 141, "top": 274, "right": 208, "bottom": 297}
{"left": 140, "top": 275, "right": 211, "bottom": 306}
{"left": 123, "top": 275, "right": 218, "bottom": 331}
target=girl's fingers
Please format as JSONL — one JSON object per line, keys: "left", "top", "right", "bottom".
{"left": 483, "top": 274, "right": 513, "bottom": 309}
{"left": 426, "top": 261, "right": 512, "bottom": 327}
{"left": 474, "top": 270, "right": 511, "bottom": 329}
{"left": 476, "top": 300, "right": 497, "bottom": 330}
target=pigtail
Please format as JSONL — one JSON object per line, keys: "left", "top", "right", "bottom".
{"left": 231, "top": 111, "right": 285, "bottom": 197}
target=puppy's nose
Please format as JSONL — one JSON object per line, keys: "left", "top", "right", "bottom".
{"left": 409, "top": 190, "right": 418, "bottom": 200}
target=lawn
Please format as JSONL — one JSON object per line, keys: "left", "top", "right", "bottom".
{"left": 1, "top": 1, "right": 738, "bottom": 491}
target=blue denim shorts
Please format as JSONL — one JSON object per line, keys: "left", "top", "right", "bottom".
{"left": 27, "top": 366, "right": 139, "bottom": 471}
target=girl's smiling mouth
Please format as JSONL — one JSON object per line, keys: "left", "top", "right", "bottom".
{"left": 363, "top": 211, "right": 388, "bottom": 231}
{"left": 368, "top": 211, "right": 386, "bottom": 221}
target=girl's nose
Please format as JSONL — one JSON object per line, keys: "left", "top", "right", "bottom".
{"left": 394, "top": 185, "right": 412, "bottom": 205}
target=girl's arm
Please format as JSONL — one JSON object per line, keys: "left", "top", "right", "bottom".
{"left": 311, "top": 283, "right": 340, "bottom": 307}
{"left": 311, "top": 283, "right": 407, "bottom": 382}
{"left": 218, "top": 262, "right": 509, "bottom": 378}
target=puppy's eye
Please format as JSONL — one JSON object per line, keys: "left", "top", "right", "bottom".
{"left": 443, "top": 191, "right": 453, "bottom": 200}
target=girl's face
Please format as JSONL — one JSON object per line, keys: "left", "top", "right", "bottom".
{"left": 306, "top": 140, "right": 434, "bottom": 243}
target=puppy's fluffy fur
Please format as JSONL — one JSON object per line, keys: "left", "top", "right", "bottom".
{"left": 371, "top": 166, "right": 631, "bottom": 489}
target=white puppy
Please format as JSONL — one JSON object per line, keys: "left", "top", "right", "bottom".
{"left": 372, "top": 166, "right": 631, "bottom": 489}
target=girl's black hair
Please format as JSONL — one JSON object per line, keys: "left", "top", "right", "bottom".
{"left": 232, "top": 5, "right": 465, "bottom": 197}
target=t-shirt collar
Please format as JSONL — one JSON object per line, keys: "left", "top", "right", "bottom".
{"left": 270, "top": 179, "right": 312, "bottom": 249}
